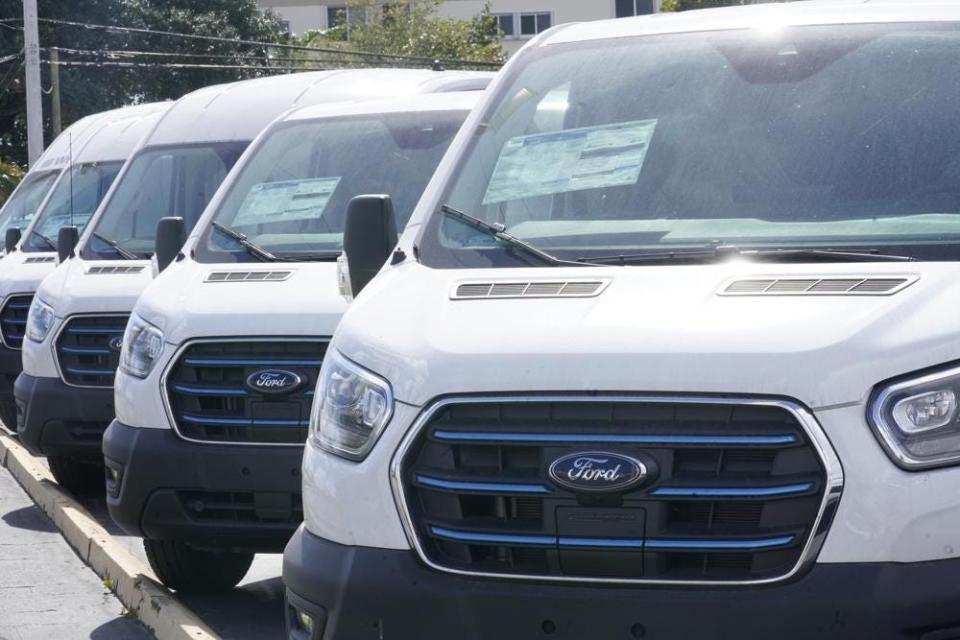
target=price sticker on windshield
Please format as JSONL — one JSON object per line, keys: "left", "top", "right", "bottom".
{"left": 234, "top": 177, "right": 341, "bottom": 225}
{"left": 482, "top": 119, "right": 657, "bottom": 205}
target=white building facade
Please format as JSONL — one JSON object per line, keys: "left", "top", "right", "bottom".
{"left": 258, "top": 0, "right": 662, "bottom": 53}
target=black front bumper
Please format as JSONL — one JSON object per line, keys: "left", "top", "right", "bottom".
{"left": 0, "top": 344, "right": 23, "bottom": 430}
{"left": 283, "top": 528, "right": 960, "bottom": 640}
{"left": 14, "top": 372, "right": 115, "bottom": 456}
{"left": 103, "top": 419, "right": 303, "bottom": 553}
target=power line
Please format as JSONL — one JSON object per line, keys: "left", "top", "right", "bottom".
{"left": 44, "top": 60, "right": 382, "bottom": 72}
{"left": 0, "top": 16, "right": 502, "bottom": 68}
{"left": 47, "top": 46, "right": 284, "bottom": 63}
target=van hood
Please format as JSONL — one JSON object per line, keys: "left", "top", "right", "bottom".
{"left": 37, "top": 257, "right": 153, "bottom": 316}
{"left": 134, "top": 258, "right": 347, "bottom": 344}
{"left": 336, "top": 260, "right": 960, "bottom": 409}
{"left": 0, "top": 251, "right": 59, "bottom": 301}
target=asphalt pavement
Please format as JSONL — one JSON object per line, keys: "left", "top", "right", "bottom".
{"left": 0, "top": 467, "right": 152, "bottom": 640}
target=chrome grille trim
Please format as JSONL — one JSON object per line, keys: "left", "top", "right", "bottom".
{"left": 452, "top": 280, "right": 610, "bottom": 300}
{"left": 720, "top": 276, "right": 917, "bottom": 296}
{"left": 160, "top": 336, "right": 329, "bottom": 447}
{"left": 390, "top": 394, "right": 844, "bottom": 587}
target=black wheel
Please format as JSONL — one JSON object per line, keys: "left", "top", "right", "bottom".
{"left": 143, "top": 539, "right": 254, "bottom": 592}
{"left": 47, "top": 455, "right": 105, "bottom": 494}
{"left": 0, "top": 400, "right": 17, "bottom": 433}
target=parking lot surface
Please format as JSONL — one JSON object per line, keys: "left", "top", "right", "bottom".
{"left": 0, "top": 467, "right": 151, "bottom": 640}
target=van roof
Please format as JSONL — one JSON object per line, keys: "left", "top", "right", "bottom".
{"left": 284, "top": 89, "right": 483, "bottom": 123}
{"left": 145, "top": 69, "right": 494, "bottom": 148}
{"left": 69, "top": 102, "right": 170, "bottom": 165}
{"left": 30, "top": 103, "right": 169, "bottom": 173}
{"left": 544, "top": 0, "right": 960, "bottom": 47}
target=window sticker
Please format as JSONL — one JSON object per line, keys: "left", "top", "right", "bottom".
{"left": 482, "top": 119, "right": 657, "bottom": 204}
{"left": 233, "top": 177, "right": 341, "bottom": 226}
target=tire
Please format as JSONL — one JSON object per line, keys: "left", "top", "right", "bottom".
{"left": 144, "top": 539, "right": 254, "bottom": 592}
{"left": 47, "top": 455, "right": 105, "bottom": 494}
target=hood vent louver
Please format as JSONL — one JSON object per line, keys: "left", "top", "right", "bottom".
{"left": 721, "top": 276, "right": 916, "bottom": 297}
{"left": 453, "top": 280, "right": 608, "bottom": 300}
{"left": 87, "top": 265, "right": 145, "bottom": 275}
{"left": 24, "top": 256, "right": 56, "bottom": 264}
{"left": 205, "top": 270, "right": 293, "bottom": 283}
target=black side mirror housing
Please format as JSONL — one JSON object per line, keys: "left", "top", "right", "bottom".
{"left": 343, "top": 195, "right": 398, "bottom": 297}
{"left": 4, "top": 227, "right": 20, "bottom": 253}
{"left": 57, "top": 226, "right": 79, "bottom": 263}
{"left": 155, "top": 216, "right": 186, "bottom": 272}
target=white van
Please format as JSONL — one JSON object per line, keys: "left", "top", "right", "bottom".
{"left": 16, "top": 69, "right": 489, "bottom": 492}
{"left": 104, "top": 88, "right": 487, "bottom": 592}
{"left": 0, "top": 103, "right": 169, "bottom": 430}
{"left": 286, "top": 3, "right": 960, "bottom": 638}
{"left": 0, "top": 112, "right": 112, "bottom": 257}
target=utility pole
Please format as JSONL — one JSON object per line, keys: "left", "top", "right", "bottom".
{"left": 23, "top": 0, "right": 44, "bottom": 166}
{"left": 50, "top": 48, "right": 61, "bottom": 137}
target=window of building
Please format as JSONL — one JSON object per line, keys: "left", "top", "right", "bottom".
{"left": 278, "top": 19, "right": 291, "bottom": 34}
{"left": 519, "top": 12, "right": 551, "bottom": 37}
{"left": 494, "top": 14, "right": 515, "bottom": 38}
{"left": 326, "top": 5, "right": 348, "bottom": 29}
{"left": 616, "top": 0, "right": 655, "bottom": 17}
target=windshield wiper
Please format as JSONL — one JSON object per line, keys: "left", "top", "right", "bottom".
{"left": 211, "top": 221, "right": 278, "bottom": 262}
{"left": 92, "top": 232, "right": 139, "bottom": 260}
{"left": 275, "top": 253, "right": 342, "bottom": 262}
{"left": 440, "top": 205, "right": 595, "bottom": 268}
{"left": 580, "top": 245, "right": 916, "bottom": 265}
{"left": 29, "top": 230, "right": 57, "bottom": 251}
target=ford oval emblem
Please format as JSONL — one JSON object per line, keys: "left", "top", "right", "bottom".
{"left": 245, "top": 369, "right": 304, "bottom": 395}
{"left": 548, "top": 451, "right": 647, "bottom": 493}
{"left": 108, "top": 336, "right": 124, "bottom": 353}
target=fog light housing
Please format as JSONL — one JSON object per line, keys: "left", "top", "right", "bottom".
{"left": 286, "top": 593, "right": 326, "bottom": 640}
{"left": 104, "top": 458, "right": 124, "bottom": 499}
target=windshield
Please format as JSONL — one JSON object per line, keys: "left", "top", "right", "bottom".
{"left": 0, "top": 171, "right": 60, "bottom": 242}
{"left": 23, "top": 162, "right": 123, "bottom": 252}
{"left": 423, "top": 23, "right": 960, "bottom": 267}
{"left": 81, "top": 142, "right": 247, "bottom": 260}
{"left": 195, "top": 110, "right": 467, "bottom": 263}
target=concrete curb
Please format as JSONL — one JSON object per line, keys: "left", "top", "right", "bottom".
{"left": 0, "top": 433, "right": 220, "bottom": 640}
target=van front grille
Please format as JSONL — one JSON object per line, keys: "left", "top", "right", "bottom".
{"left": 165, "top": 339, "right": 328, "bottom": 445}
{"left": 398, "top": 398, "right": 834, "bottom": 584}
{"left": 55, "top": 315, "right": 129, "bottom": 387}
{"left": 0, "top": 294, "right": 33, "bottom": 349}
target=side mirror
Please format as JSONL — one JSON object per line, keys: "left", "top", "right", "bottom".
{"left": 343, "top": 195, "right": 398, "bottom": 297}
{"left": 57, "top": 226, "right": 79, "bottom": 263}
{"left": 4, "top": 228, "right": 20, "bottom": 253}
{"left": 155, "top": 217, "right": 186, "bottom": 272}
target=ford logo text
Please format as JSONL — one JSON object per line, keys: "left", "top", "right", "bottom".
{"left": 548, "top": 451, "right": 647, "bottom": 493}
{"left": 245, "top": 369, "right": 304, "bottom": 395}
{"left": 108, "top": 336, "right": 124, "bottom": 353}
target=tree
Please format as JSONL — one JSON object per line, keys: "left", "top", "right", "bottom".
{"left": 660, "top": 0, "right": 787, "bottom": 10}
{"left": 297, "top": 0, "right": 505, "bottom": 67}
{"left": 0, "top": 0, "right": 290, "bottom": 168}
{"left": 0, "top": 160, "right": 23, "bottom": 205}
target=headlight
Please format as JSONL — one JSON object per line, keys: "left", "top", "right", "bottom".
{"left": 870, "top": 364, "right": 960, "bottom": 470}
{"left": 118, "top": 314, "right": 164, "bottom": 379}
{"left": 25, "top": 299, "right": 56, "bottom": 343}
{"left": 308, "top": 349, "right": 393, "bottom": 461}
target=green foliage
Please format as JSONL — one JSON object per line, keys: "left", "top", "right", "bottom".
{"left": 660, "top": 0, "right": 786, "bottom": 11}
{"left": 0, "top": 158, "right": 24, "bottom": 206}
{"left": 0, "top": 0, "right": 290, "bottom": 167}
{"left": 297, "top": 0, "right": 505, "bottom": 66}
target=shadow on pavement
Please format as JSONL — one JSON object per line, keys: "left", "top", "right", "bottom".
{"left": 1, "top": 504, "right": 58, "bottom": 533}
{"left": 178, "top": 577, "right": 287, "bottom": 640}
{"left": 88, "top": 616, "right": 153, "bottom": 640}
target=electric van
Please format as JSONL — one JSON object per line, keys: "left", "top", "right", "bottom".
{"left": 286, "top": 3, "right": 960, "bottom": 638}
{"left": 16, "top": 69, "right": 487, "bottom": 492}
{"left": 104, "top": 86, "right": 488, "bottom": 592}
{"left": 0, "top": 102, "right": 169, "bottom": 430}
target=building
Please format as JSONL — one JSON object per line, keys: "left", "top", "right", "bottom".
{"left": 257, "top": 1, "right": 663, "bottom": 54}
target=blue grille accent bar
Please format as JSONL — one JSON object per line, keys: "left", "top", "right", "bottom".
{"left": 66, "top": 367, "right": 115, "bottom": 376}
{"left": 180, "top": 413, "right": 308, "bottom": 427}
{"left": 430, "top": 527, "right": 555, "bottom": 546}
{"left": 431, "top": 430, "right": 798, "bottom": 447}
{"left": 652, "top": 483, "right": 814, "bottom": 498}
{"left": 6, "top": 303, "right": 31, "bottom": 309}
{"left": 416, "top": 474, "right": 551, "bottom": 495}
{"left": 2, "top": 318, "right": 26, "bottom": 325}
{"left": 173, "top": 384, "right": 248, "bottom": 397}
{"left": 183, "top": 358, "right": 323, "bottom": 367}
{"left": 430, "top": 527, "right": 795, "bottom": 551}
{"left": 67, "top": 327, "right": 125, "bottom": 334}
{"left": 60, "top": 346, "right": 112, "bottom": 355}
